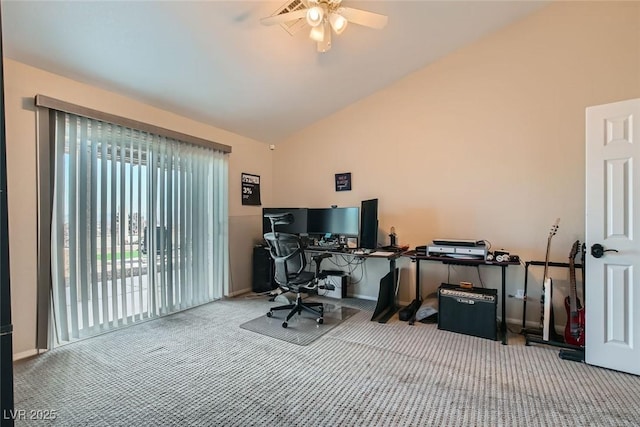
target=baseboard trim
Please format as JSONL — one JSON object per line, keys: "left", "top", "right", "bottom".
{"left": 227, "top": 287, "right": 252, "bottom": 297}
{"left": 13, "top": 348, "right": 42, "bottom": 361}
{"left": 349, "top": 293, "right": 377, "bottom": 302}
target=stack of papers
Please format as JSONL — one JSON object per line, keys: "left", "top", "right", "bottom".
{"left": 368, "top": 251, "right": 395, "bottom": 257}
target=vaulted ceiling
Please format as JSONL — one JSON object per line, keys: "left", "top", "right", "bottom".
{"left": 2, "top": 1, "right": 547, "bottom": 143}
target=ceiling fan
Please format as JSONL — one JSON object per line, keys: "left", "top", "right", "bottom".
{"left": 261, "top": 0, "right": 389, "bottom": 53}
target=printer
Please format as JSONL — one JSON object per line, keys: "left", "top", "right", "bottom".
{"left": 427, "top": 239, "right": 487, "bottom": 260}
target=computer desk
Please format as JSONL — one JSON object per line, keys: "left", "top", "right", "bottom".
{"left": 305, "top": 247, "right": 405, "bottom": 323}
{"left": 404, "top": 251, "right": 519, "bottom": 345}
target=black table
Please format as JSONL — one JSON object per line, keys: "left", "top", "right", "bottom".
{"left": 405, "top": 251, "right": 519, "bottom": 345}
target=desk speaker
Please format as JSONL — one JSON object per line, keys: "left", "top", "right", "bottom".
{"left": 438, "top": 283, "right": 497, "bottom": 341}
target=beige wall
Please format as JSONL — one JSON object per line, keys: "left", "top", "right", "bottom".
{"left": 273, "top": 2, "right": 640, "bottom": 317}
{"left": 4, "top": 59, "right": 273, "bottom": 357}
{"left": 6, "top": 1, "right": 639, "bottom": 356}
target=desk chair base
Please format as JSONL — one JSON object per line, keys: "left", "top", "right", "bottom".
{"left": 267, "top": 293, "right": 324, "bottom": 328}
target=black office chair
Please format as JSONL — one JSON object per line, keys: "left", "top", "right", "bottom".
{"left": 263, "top": 212, "right": 331, "bottom": 328}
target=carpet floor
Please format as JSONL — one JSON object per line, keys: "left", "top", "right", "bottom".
{"left": 12, "top": 295, "right": 640, "bottom": 426}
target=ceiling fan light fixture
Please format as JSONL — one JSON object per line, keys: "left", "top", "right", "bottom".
{"left": 309, "top": 23, "right": 325, "bottom": 42}
{"left": 306, "top": 6, "right": 324, "bottom": 27}
{"left": 261, "top": 1, "right": 388, "bottom": 53}
{"left": 329, "top": 12, "right": 348, "bottom": 35}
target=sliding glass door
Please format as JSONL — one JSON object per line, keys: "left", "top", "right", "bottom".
{"left": 50, "top": 111, "right": 228, "bottom": 343}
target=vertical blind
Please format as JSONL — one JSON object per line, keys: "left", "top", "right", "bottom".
{"left": 50, "top": 111, "right": 228, "bottom": 343}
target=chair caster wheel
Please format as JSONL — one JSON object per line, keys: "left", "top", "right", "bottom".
{"left": 267, "top": 311, "right": 273, "bottom": 318}
{"left": 317, "top": 318, "right": 324, "bottom": 324}
{"left": 282, "top": 322, "right": 288, "bottom": 328}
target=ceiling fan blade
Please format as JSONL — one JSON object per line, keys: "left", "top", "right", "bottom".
{"left": 337, "top": 7, "right": 388, "bottom": 29}
{"left": 260, "top": 9, "right": 308, "bottom": 26}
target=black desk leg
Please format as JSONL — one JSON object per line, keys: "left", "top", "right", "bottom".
{"left": 501, "top": 265, "right": 508, "bottom": 345}
{"left": 385, "top": 258, "right": 399, "bottom": 321}
{"left": 415, "top": 259, "right": 421, "bottom": 301}
{"left": 406, "top": 259, "right": 422, "bottom": 326}
{"left": 373, "top": 257, "right": 400, "bottom": 324}
{"left": 390, "top": 258, "right": 397, "bottom": 306}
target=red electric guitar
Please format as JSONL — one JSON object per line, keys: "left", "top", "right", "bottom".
{"left": 564, "top": 240, "right": 585, "bottom": 347}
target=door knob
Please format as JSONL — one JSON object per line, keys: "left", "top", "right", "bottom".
{"left": 591, "top": 243, "right": 619, "bottom": 258}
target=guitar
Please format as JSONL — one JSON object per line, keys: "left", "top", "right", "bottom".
{"left": 564, "top": 240, "right": 585, "bottom": 346}
{"left": 540, "top": 219, "right": 561, "bottom": 342}
{"left": 581, "top": 241, "right": 586, "bottom": 303}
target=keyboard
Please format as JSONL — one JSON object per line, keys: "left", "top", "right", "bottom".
{"left": 306, "top": 245, "right": 339, "bottom": 251}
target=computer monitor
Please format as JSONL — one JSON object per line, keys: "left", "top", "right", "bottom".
{"left": 307, "top": 207, "right": 360, "bottom": 237}
{"left": 262, "top": 208, "right": 308, "bottom": 235}
{"left": 360, "top": 198, "right": 378, "bottom": 249}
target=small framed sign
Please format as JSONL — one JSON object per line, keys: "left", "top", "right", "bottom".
{"left": 241, "top": 173, "right": 261, "bottom": 206}
{"left": 335, "top": 172, "right": 352, "bottom": 192}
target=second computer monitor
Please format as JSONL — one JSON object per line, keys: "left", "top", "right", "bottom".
{"left": 360, "top": 198, "right": 379, "bottom": 249}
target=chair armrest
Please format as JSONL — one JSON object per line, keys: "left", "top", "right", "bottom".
{"left": 311, "top": 252, "right": 332, "bottom": 262}
{"left": 311, "top": 252, "right": 332, "bottom": 276}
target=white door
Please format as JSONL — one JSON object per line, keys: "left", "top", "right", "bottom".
{"left": 585, "top": 98, "right": 640, "bottom": 375}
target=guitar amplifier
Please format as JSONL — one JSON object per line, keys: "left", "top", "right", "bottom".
{"left": 438, "top": 283, "right": 497, "bottom": 341}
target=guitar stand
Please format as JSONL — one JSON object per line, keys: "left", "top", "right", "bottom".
{"left": 559, "top": 348, "right": 585, "bottom": 363}
{"left": 521, "top": 260, "right": 584, "bottom": 354}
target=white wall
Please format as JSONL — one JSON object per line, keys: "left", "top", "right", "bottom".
{"left": 272, "top": 2, "right": 640, "bottom": 323}
{"left": 4, "top": 59, "right": 273, "bottom": 357}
